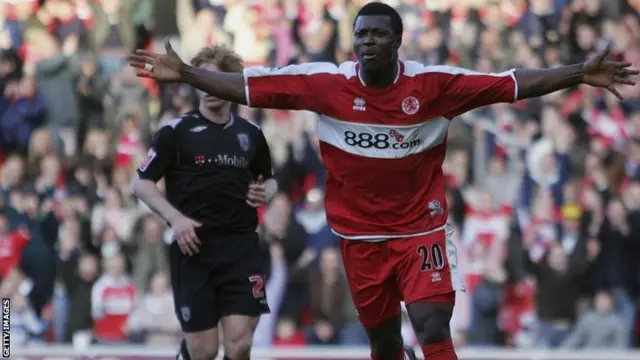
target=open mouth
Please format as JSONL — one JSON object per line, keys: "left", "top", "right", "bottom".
{"left": 362, "top": 54, "right": 378, "bottom": 60}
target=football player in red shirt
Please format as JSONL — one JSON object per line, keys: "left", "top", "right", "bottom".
{"left": 128, "top": 3, "right": 637, "bottom": 360}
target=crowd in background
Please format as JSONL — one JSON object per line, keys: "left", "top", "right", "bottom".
{"left": 1, "top": 0, "right": 640, "bottom": 351}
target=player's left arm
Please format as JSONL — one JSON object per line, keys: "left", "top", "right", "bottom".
{"left": 514, "top": 45, "right": 637, "bottom": 100}
{"left": 249, "top": 130, "right": 277, "bottom": 205}
{"left": 430, "top": 45, "right": 637, "bottom": 118}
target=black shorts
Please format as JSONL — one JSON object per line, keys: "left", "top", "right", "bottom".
{"left": 169, "top": 231, "right": 270, "bottom": 333}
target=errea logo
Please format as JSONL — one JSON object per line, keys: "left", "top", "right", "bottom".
{"left": 353, "top": 97, "right": 366, "bottom": 112}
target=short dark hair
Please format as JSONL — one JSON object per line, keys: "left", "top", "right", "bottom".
{"left": 355, "top": 2, "right": 403, "bottom": 37}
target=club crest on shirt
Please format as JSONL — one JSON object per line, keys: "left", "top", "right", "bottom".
{"left": 237, "top": 133, "right": 250, "bottom": 152}
{"left": 402, "top": 96, "right": 420, "bottom": 115}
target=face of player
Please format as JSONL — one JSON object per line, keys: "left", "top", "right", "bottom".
{"left": 197, "top": 63, "right": 228, "bottom": 111}
{"left": 353, "top": 15, "right": 400, "bottom": 71}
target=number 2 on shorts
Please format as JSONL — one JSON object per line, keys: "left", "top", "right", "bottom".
{"left": 249, "top": 274, "right": 265, "bottom": 298}
{"left": 417, "top": 244, "right": 444, "bottom": 272}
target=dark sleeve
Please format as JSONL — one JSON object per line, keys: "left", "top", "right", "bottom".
{"left": 136, "top": 125, "right": 178, "bottom": 182}
{"left": 250, "top": 130, "right": 273, "bottom": 180}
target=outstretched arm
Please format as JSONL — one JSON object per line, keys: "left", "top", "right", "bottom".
{"left": 180, "top": 65, "right": 247, "bottom": 105}
{"left": 515, "top": 46, "right": 637, "bottom": 100}
{"left": 429, "top": 44, "right": 638, "bottom": 119}
{"left": 129, "top": 39, "right": 247, "bottom": 104}
{"left": 128, "top": 39, "right": 337, "bottom": 110}
{"left": 514, "top": 64, "right": 584, "bottom": 100}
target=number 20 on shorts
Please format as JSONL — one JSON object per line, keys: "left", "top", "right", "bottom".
{"left": 417, "top": 244, "right": 444, "bottom": 272}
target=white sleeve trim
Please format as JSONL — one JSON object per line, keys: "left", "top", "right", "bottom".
{"left": 508, "top": 69, "right": 519, "bottom": 102}
{"left": 243, "top": 69, "right": 251, "bottom": 107}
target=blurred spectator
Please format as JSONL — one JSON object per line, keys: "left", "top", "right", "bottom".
{"left": 131, "top": 216, "right": 168, "bottom": 292}
{"left": 305, "top": 315, "right": 339, "bottom": 345}
{"left": 468, "top": 256, "right": 507, "bottom": 346}
{"left": 59, "top": 250, "right": 98, "bottom": 344}
{"left": 126, "top": 271, "right": 180, "bottom": 344}
{"left": 273, "top": 316, "right": 306, "bottom": 346}
{"left": 0, "top": 211, "right": 29, "bottom": 280}
{"left": 295, "top": 187, "right": 337, "bottom": 256}
{"left": 91, "top": 251, "right": 135, "bottom": 343}
{"left": 261, "top": 193, "right": 309, "bottom": 323}
{"left": 593, "top": 197, "right": 640, "bottom": 347}
{"left": 561, "top": 289, "right": 626, "bottom": 349}
{"left": 9, "top": 291, "right": 46, "bottom": 347}
{"left": 528, "top": 243, "right": 591, "bottom": 348}
{"left": 309, "top": 247, "right": 348, "bottom": 329}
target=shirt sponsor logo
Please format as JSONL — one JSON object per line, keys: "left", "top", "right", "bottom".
{"left": 138, "top": 148, "right": 157, "bottom": 172}
{"left": 317, "top": 116, "right": 449, "bottom": 159}
{"left": 194, "top": 155, "right": 205, "bottom": 167}
{"left": 343, "top": 129, "right": 421, "bottom": 150}
{"left": 214, "top": 154, "right": 249, "bottom": 168}
{"left": 193, "top": 154, "right": 249, "bottom": 168}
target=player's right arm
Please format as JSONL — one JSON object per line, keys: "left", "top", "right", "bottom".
{"left": 128, "top": 39, "right": 336, "bottom": 112}
{"left": 134, "top": 126, "right": 182, "bottom": 223}
{"left": 134, "top": 124, "right": 201, "bottom": 255}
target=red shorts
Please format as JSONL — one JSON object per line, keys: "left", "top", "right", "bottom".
{"left": 340, "top": 227, "right": 463, "bottom": 329}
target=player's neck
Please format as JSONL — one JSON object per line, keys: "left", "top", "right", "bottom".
{"left": 199, "top": 102, "right": 231, "bottom": 125}
{"left": 359, "top": 61, "right": 399, "bottom": 89}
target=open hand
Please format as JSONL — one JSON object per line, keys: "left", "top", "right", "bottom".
{"left": 170, "top": 214, "right": 202, "bottom": 256}
{"left": 128, "top": 38, "right": 185, "bottom": 82}
{"left": 583, "top": 43, "right": 639, "bottom": 100}
{"left": 247, "top": 175, "right": 266, "bottom": 208}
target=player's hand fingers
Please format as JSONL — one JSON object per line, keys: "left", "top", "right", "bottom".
{"left": 607, "top": 86, "right": 623, "bottom": 101}
{"left": 190, "top": 220, "right": 202, "bottom": 228}
{"left": 135, "top": 71, "right": 154, "bottom": 78}
{"left": 188, "top": 227, "right": 201, "bottom": 246}
{"left": 128, "top": 61, "right": 147, "bottom": 70}
{"left": 164, "top": 38, "right": 176, "bottom": 55}
{"left": 184, "top": 232, "right": 200, "bottom": 255}
{"left": 129, "top": 61, "right": 151, "bottom": 70}
{"left": 247, "top": 191, "right": 265, "bottom": 202}
{"left": 248, "top": 184, "right": 266, "bottom": 194}
{"left": 256, "top": 175, "right": 264, "bottom": 184}
{"left": 618, "top": 68, "right": 640, "bottom": 76}
{"left": 246, "top": 199, "right": 262, "bottom": 208}
{"left": 185, "top": 239, "right": 199, "bottom": 255}
{"left": 614, "top": 76, "right": 636, "bottom": 86}
{"left": 612, "top": 61, "right": 633, "bottom": 69}
{"left": 135, "top": 49, "right": 159, "bottom": 58}
{"left": 177, "top": 236, "right": 192, "bottom": 256}
{"left": 128, "top": 54, "right": 153, "bottom": 63}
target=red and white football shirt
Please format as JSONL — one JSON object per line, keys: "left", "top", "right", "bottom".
{"left": 244, "top": 61, "right": 517, "bottom": 239}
